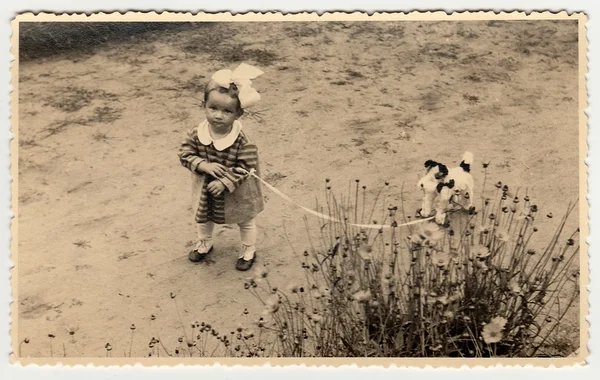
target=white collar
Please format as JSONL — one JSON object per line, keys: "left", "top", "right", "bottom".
{"left": 197, "top": 120, "right": 242, "bottom": 151}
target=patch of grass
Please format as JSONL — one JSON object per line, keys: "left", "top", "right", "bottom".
{"left": 345, "top": 70, "right": 365, "bottom": 79}
{"left": 212, "top": 44, "right": 279, "bottom": 67}
{"left": 347, "top": 22, "right": 379, "bottom": 38}
{"left": 73, "top": 240, "right": 91, "bottom": 249}
{"left": 264, "top": 172, "right": 287, "bottom": 184}
{"left": 244, "top": 108, "right": 268, "bottom": 124}
{"left": 178, "top": 75, "right": 207, "bottom": 93}
{"left": 457, "top": 29, "right": 480, "bottom": 39}
{"left": 118, "top": 251, "right": 139, "bottom": 261}
{"left": 284, "top": 24, "right": 322, "bottom": 38}
{"left": 44, "top": 86, "right": 118, "bottom": 113}
{"left": 44, "top": 106, "right": 122, "bottom": 138}
{"left": 301, "top": 56, "right": 323, "bottom": 62}
{"left": 419, "top": 43, "right": 462, "bottom": 60}
{"left": 397, "top": 131, "right": 411, "bottom": 140}
{"left": 66, "top": 181, "right": 93, "bottom": 194}
{"left": 420, "top": 91, "right": 442, "bottom": 111}
{"left": 464, "top": 74, "right": 482, "bottom": 82}
{"left": 88, "top": 107, "right": 122, "bottom": 124}
{"left": 351, "top": 137, "right": 365, "bottom": 146}
{"left": 20, "top": 22, "right": 191, "bottom": 61}
{"left": 463, "top": 93, "right": 480, "bottom": 105}
{"left": 180, "top": 30, "right": 224, "bottom": 56}
{"left": 19, "top": 138, "right": 38, "bottom": 148}
{"left": 45, "top": 118, "right": 88, "bottom": 137}
{"left": 168, "top": 110, "right": 190, "bottom": 122}
{"left": 395, "top": 115, "right": 420, "bottom": 130}
{"left": 92, "top": 132, "right": 110, "bottom": 142}
{"left": 487, "top": 20, "right": 508, "bottom": 28}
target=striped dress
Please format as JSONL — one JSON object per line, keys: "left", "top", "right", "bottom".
{"left": 179, "top": 123, "right": 262, "bottom": 224}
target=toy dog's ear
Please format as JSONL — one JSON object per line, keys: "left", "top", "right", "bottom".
{"left": 424, "top": 160, "right": 437, "bottom": 169}
{"left": 438, "top": 164, "right": 448, "bottom": 177}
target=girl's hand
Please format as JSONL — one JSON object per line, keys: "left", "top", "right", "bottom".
{"left": 199, "top": 162, "right": 228, "bottom": 178}
{"left": 207, "top": 180, "right": 227, "bottom": 197}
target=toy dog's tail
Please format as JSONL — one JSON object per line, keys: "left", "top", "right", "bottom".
{"left": 459, "top": 151, "right": 473, "bottom": 172}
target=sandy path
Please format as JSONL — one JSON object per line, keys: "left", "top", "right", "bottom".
{"left": 16, "top": 20, "right": 580, "bottom": 357}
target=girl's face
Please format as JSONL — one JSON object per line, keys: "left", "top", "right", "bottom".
{"left": 204, "top": 90, "right": 242, "bottom": 133}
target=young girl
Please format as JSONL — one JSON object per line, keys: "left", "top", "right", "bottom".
{"left": 178, "top": 63, "right": 265, "bottom": 271}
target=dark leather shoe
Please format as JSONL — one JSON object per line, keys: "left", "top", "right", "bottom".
{"left": 188, "top": 246, "right": 213, "bottom": 263}
{"left": 236, "top": 252, "right": 256, "bottom": 271}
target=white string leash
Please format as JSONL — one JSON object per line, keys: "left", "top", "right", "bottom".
{"left": 235, "top": 168, "right": 434, "bottom": 229}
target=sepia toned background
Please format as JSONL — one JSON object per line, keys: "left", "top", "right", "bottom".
{"left": 15, "top": 19, "right": 581, "bottom": 357}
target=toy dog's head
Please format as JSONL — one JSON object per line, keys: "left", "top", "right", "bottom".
{"left": 417, "top": 159, "right": 449, "bottom": 192}
{"left": 424, "top": 160, "right": 449, "bottom": 180}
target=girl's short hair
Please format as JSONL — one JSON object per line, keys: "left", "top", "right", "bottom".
{"left": 204, "top": 81, "right": 243, "bottom": 113}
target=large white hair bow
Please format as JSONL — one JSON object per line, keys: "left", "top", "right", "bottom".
{"left": 210, "top": 63, "right": 264, "bottom": 108}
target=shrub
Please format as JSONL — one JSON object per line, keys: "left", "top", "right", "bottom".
{"left": 240, "top": 175, "right": 580, "bottom": 357}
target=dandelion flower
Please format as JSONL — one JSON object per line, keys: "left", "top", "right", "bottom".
{"left": 482, "top": 317, "right": 507, "bottom": 344}
{"left": 472, "top": 245, "right": 490, "bottom": 259}
{"left": 443, "top": 310, "right": 455, "bottom": 319}
{"left": 508, "top": 278, "right": 522, "bottom": 294}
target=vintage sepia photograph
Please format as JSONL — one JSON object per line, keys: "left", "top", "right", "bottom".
{"left": 10, "top": 12, "right": 587, "bottom": 365}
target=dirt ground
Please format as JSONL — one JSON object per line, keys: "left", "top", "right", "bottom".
{"left": 15, "top": 20, "right": 581, "bottom": 357}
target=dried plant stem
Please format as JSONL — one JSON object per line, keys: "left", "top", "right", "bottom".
{"left": 172, "top": 297, "right": 190, "bottom": 344}
{"left": 128, "top": 330, "right": 135, "bottom": 357}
